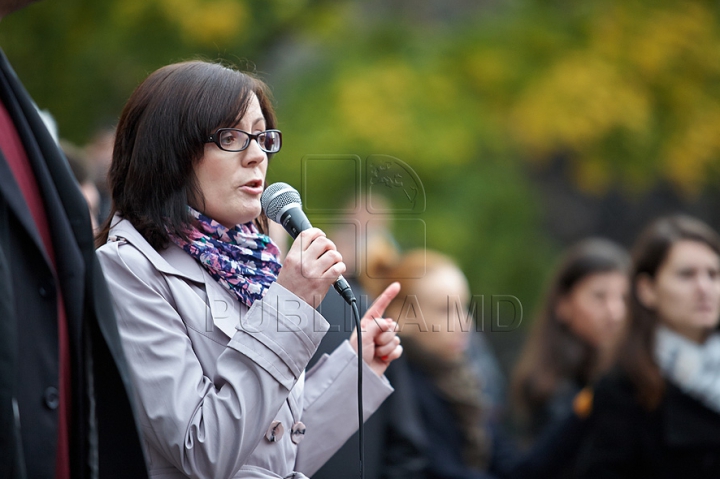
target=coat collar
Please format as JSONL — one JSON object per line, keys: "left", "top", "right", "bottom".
{"left": 108, "top": 215, "right": 243, "bottom": 339}
{"left": 108, "top": 215, "right": 205, "bottom": 284}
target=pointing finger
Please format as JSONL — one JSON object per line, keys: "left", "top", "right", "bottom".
{"left": 365, "top": 282, "right": 401, "bottom": 323}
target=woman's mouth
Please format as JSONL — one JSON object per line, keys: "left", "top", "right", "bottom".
{"left": 240, "top": 180, "right": 264, "bottom": 195}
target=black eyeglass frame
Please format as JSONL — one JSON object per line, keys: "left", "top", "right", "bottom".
{"left": 205, "top": 128, "right": 282, "bottom": 153}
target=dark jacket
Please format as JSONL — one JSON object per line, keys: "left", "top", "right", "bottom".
{"left": 0, "top": 49, "right": 148, "bottom": 478}
{"left": 508, "top": 409, "right": 587, "bottom": 479}
{"left": 407, "top": 365, "right": 518, "bottom": 479}
{"left": 506, "top": 380, "right": 586, "bottom": 479}
{"left": 575, "top": 372, "right": 720, "bottom": 478}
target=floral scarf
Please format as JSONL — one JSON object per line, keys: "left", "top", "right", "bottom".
{"left": 169, "top": 207, "right": 281, "bottom": 307}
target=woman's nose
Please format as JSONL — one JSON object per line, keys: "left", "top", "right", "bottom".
{"left": 696, "top": 272, "right": 718, "bottom": 297}
{"left": 242, "top": 138, "right": 267, "bottom": 167}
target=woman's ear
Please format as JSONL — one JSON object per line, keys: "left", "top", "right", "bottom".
{"left": 636, "top": 274, "right": 657, "bottom": 310}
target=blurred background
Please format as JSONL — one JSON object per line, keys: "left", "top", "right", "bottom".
{"left": 3, "top": 0, "right": 720, "bottom": 373}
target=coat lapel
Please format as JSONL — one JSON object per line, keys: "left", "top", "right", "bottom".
{"left": 0, "top": 49, "right": 86, "bottom": 350}
{"left": 0, "top": 57, "right": 52, "bottom": 269}
{"left": 0, "top": 155, "right": 51, "bottom": 266}
{"left": 110, "top": 218, "right": 241, "bottom": 339}
{"left": 204, "top": 274, "right": 245, "bottom": 339}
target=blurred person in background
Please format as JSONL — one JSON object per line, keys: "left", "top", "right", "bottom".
{"left": 366, "top": 249, "right": 516, "bottom": 479}
{"left": 0, "top": 0, "right": 148, "bottom": 477}
{"left": 575, "top": 215, "right": 720, "bottom": 477}
{"left": 61, "top": 140, "right": 101, "bottom": 231}
{"left": 511, "top": 239, "right": 629, "bottom": 443}
{"left": 508, "top": 239, "right": 629, "bottom": 477}
{"left": 96, "top": 60, "right": 403, "bottom": 479}
{"left": 84, "top": 126, "right": 115, "bottom": 221}
{"left": 312, "top": 203, "right": 428, "bottom": 479}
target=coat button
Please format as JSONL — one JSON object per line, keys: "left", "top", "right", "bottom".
{"left": 291, "top": 421, "right": 306, "bottom": 444}
{"left": 38, "top": 279, "right": 55, "bottom": 299}
{"left": 265, "top": 420, "right": 284, "bottom": 442}
{"left": 43, "top": 387, "right": 59, "bottom": 410}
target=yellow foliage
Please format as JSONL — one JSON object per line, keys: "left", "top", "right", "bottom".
{"left": 590, "top": 2, "right": 717, "bottom": 77}
{"left": 337, "top": 62, "right": 416, "bottom": 154}
{"left": 664, "top": 103, "right": 720, "bottom": 196}
{"left": 336, "top": 61, "right": 473, "bottom": 165}
{"left": 629, "top": 3, "right": 715, "bottom": 78}
{"left": 114, "top": 0, "right": 247, "bottom": 45}
{"left": 466, "top": 49, "right": 515, "bottom": 91}
{"left": 521, "top": 1, "right": 720, "bottom": 195}
{"left": 511, "top": 55, "right": 650, "bottom": 157}
{"left": 113, "top": 0, "right": 151, "bottom": 24}
{"left": 158, "top": 0, "right": 246, "bottom": 45}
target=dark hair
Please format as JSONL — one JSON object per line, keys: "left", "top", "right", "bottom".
{"left": 619, "top": 215, "right": 720, "bottom": 410}
{"left": 511, "top": 238, "right": 630, "bottom": 424}
{"left": 95, "top": 60, "right": 277, "bottom": 250}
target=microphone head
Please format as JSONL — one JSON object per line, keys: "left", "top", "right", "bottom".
{"left": 261, "top": 182, "right": 302, "bottom": 224}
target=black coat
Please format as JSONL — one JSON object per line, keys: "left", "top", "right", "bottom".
{"left": 0, "top": 49, "right": 148, "bottom": 478}
{"left": 575, "top": 372, "right": 720, "bottom": 478}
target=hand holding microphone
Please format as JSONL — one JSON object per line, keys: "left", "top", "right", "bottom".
{"left": 262, "top": 183, "right": 403, "bottom": 376}
{"left": 262, "top": 182, "right": 351, "bottom": 306}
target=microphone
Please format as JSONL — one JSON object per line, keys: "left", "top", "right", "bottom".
{"left": 262, "top": 182, "right": 355, "bottom": 304}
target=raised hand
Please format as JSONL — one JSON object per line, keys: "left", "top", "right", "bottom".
{"left": 350, "top": 282, "right": 403, "bottom": 377}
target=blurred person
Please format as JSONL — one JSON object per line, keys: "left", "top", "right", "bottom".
{"left": 0, "top": 0, "right": 148, "bottom": 478}
{"left": 507, "top": 239, "right": 629, "bottom": 478}
{"left": 61, "top": 140, "right": 101, "bottom": 230}
{"left": 356, "top": 196, "right": 508, "bottom": 420}
{"left": 511, "top": 239, "right": 630, "bottom": 444}
{"left": 83, "top": 126, "right": 115, "bottom": 220}
{"left": 311, "top": 200, "right": 428, "bottom": 479}
{"left": 366, "top": 249, "right": 516, "bottom": 479}
{"left": 95, "top": 60, "right": 403, "bottom": 479}
{"left": 575, "top": 215, "right": 720, "bottom": 477}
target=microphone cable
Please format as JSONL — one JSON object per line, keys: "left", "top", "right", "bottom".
{"left": 350, "top": 297, "right": 364, "bottom": 479}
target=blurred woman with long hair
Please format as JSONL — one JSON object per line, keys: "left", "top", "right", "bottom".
{"left": 576, "top": 215, "right": 720, "bottom": 477}
{"left": 511, "top": 239, "right": 630, "bottom": 443}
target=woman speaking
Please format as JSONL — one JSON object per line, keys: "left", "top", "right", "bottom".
{"left": 95, "top": 60, "right": 402, "bottom": 479}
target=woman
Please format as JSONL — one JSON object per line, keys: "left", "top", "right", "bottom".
{"left": 511, "top": 239, "right": 629, "bottom": 443}
{"left": 95, "top": 61, "right": 403, "bottom": 479}
{"left": 366, "top": 249, "right": 514, "bottom": 479}
{"left": 575, "top": 215, "right": 720, "bottom": 477}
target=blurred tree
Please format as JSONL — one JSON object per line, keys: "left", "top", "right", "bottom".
{"left": 2, "top": 0, "right": 719, "bottom": 343}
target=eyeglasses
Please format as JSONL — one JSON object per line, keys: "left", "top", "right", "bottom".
{"left": 206, "top": 128, "right": 282, "bottom": 154}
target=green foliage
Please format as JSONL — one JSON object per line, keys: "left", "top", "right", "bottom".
{"left": 3, "top": 0, "right": 720, "bottom": 323}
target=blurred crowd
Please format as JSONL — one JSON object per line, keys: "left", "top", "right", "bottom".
{"left": 5, "top": 0, "right": 720, "bottom": 474}
{"left": 315, "top": 211, "right": 720, "bottom": 479}
{"left": 51, "top": 122, "right": 720, "bottom": 477}
{"left": 33, "top": 105, "right": 720, "bottom": 477}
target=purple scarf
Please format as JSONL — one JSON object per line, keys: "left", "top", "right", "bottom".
{"left": 169, "top": 207, "right": 281, "bottom": 307}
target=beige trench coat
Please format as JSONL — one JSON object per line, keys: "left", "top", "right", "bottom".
{"left": 97, "top": 217, "right": 393, "bottom": 479}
